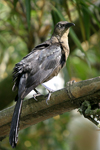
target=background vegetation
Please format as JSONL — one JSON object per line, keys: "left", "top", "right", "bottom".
{"left": 0, "top": 0, "right": 100, "bottom": 149}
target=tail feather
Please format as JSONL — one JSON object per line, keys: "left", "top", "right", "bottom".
{"left": 9, "top": 98, "right": 23, "bottom": 148}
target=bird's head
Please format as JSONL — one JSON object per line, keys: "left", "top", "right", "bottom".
{"left": 53, "top": 21, "right": 75, "bottom": 39}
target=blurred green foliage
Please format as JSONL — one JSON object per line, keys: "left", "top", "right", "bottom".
{"left": 0, "top": 0, "right": 100, "bottom": 149}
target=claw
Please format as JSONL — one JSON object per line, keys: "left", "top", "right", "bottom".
{"left": 46, "top": 92, "right": 52, "bottom": 105}
{"left": 33, "top": 85, "right": 54, "bottom": 104}
{"left": 33, "top": 94, "right": 38, "bottom": 101}
{"left": 42, "top": 83, "right": 54, "bottom": 104}
{"left": 33, "top": 88, "right": 42, "bottom": 101}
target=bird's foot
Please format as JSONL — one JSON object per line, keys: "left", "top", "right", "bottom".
{"left": 33, "top": 86, "right": 54, "bottom": 104}
{"left": 46, "top": 91, "right": 52, "bottom": 105}
{"left": 42, "top": 84, "right": 55, "bottom": 105}
{"left": 33, "top": 88, "right": 42, "bottom": 101}
{"left": 33, "top": 93, "right": 41, "bottom": 101}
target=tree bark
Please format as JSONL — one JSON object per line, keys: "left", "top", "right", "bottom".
{"left": 0, "top": 76, "right": 100, "bottom": 141}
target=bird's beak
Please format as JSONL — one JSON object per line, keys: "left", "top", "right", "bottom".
{"left": 65, "top": 22, "right": 75, "bottom": 28}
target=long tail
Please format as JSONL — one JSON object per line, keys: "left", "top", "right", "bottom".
{"left": 9, "top": 97, "right": 23, "bottom": 148}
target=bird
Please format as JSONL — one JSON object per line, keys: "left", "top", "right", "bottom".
{"left": 9, "top": 21, "right": 75, "bottom": 148}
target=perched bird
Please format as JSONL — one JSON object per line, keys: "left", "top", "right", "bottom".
{"left": 9, "top": 21, "right": 75, "bottom": 148}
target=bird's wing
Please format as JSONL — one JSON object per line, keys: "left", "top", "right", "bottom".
{"left": 25, "top": 43, "right": 62, "bottom": 88}
{"left": 12, "top": 41, "right": 51, "bottom": 90}
{"left": 13, "top": 42, "right": 63, "bottom": 98}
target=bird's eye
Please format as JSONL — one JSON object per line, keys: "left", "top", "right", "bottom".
{"left": 58, "top": 24, "right": 61, "bottom": 28}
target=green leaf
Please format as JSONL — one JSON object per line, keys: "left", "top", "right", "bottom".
{"left": 70, "top": 28, "right": 84, "bottom": 53}
{"left": 82, "top": 2, "right": 100, "bottom": 28}
{"left": 70, "top": 28, "right": 91, "bottom": 67}
{"left": 50, "top": 4, "right": 65, "bottom": 22}
{"left": 76, "top": 2, "right": 86, "bottom": 41}
{"left": 25, "top": 0, "right": 31, "bottom": 29}
{"left": 81, "top": 5, "right": 90, "bottom": 41}
{"left": 51, "top": 9, "right": 61, "bottom": 25}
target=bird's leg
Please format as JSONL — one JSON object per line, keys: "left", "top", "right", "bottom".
{"left": 34, "top": 88, "right": 41, "bottom": 94}
{"left": 42, "top": 83, "right": 55, "bottom": 104}
{"left": 33, "top": 88, "right": 42, "bottom": 101}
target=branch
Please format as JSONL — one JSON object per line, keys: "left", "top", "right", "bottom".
{"left": 0, "top": 1, "right": 100, "bottom": 110}
{"left": 0, "top": 76, "right": 100, "bottom": 140}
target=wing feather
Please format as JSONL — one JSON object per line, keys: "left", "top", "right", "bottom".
{"left": 26, "top": 43, "right": 62, "bottom": 88}
{"left": 13, "top": 42, "right": 62, "bottom": 99}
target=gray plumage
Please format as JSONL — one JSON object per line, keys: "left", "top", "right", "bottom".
{"left": 9, "top": 21, "right": 75, "bottom": 148}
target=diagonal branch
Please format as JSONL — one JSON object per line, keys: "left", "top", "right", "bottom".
{"left": 0, "top": 76, "right": 100, "bottom": 140}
